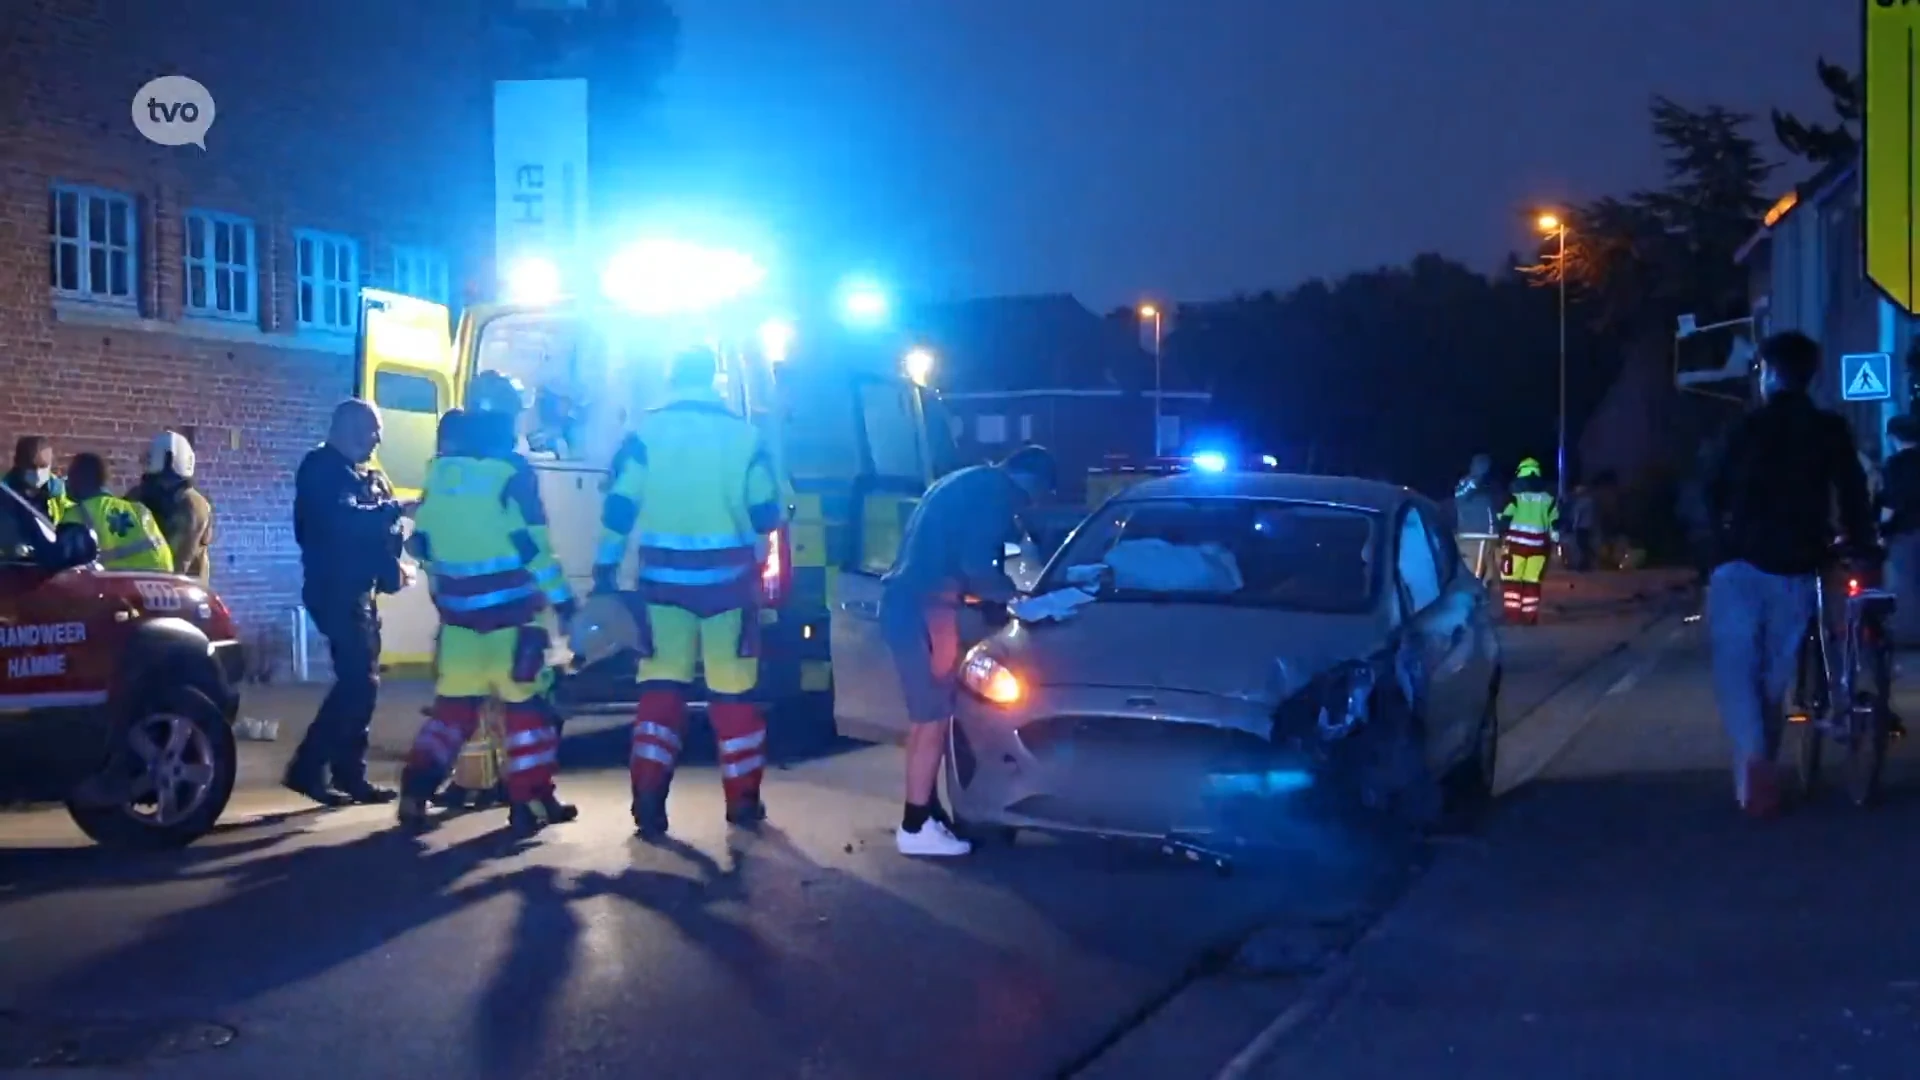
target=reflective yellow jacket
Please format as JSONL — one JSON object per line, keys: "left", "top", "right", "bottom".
{"left": 410, "top": 452, "right": 574, "bottom": 632}
{"left": 594, "top": 388, "right": 787, "bottom": 617}
{"left": 60, "top": 493, "right": 173, "bottom": 572}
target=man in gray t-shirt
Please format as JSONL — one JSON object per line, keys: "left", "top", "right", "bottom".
{"left": 882, "top": 445, "right": 1057, "bottom": 857}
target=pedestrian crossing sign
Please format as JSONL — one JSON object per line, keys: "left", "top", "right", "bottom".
{"left": 1841, "top": 352, "right": 1892, "bottom": 402}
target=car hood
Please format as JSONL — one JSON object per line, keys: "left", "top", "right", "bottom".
{"left": 993, "top": 600, "right": 1386, "bottom": 706}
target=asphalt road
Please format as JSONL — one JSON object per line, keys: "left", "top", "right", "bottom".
{"left": 1246, "top": 622, "right": 1920, "bottom": 1079}
{"left": 0, "top": 597, "right": 1668, "bottom": 1079}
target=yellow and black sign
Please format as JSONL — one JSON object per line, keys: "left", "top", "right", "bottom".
{"left": 1866, "top": 0, "right": 1920, "bottom": 313}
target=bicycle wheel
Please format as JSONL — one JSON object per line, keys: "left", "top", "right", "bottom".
{"left": 1842, "top": 634, "right": 1892, "bottom": 808}
{"left": 1791, "top": 625, "right": 1827, "bottom": 797}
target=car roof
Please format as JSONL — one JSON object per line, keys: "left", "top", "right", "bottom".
{"left": 1110, "top": 471, "right": 1424, "bottom": 514}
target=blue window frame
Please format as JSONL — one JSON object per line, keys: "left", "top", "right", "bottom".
{"left": 48, "top": 184, "right": 137, "bottom": 304}
{"left": 294, "top": 228, "right": 360, "bottom": 331}
{"left": 183, "top": 210, "right": 256, "bottom": 320}
{"left": 390, "top": 245, "right": 450, "bottom": 305}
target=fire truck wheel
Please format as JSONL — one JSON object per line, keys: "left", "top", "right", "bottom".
{"left": 67, "top": 685, "right": 238, "bottom": 850}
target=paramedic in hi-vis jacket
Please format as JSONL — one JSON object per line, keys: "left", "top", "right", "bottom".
{"left": 397, "top": 371, "right": 579, "bottom": 834}
{"left": 1499, "top": 457, "right": 1560, "bottom": 624}
{"left": 594, "top": 345, "right": 787, "bottom": 839}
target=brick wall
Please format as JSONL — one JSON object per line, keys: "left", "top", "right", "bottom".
{"left": 0, "top": 0, "right": 494, "bottom": 669}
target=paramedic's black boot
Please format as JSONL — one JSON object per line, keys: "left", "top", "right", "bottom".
{"left": 396, "top": 768, "right": 442, "bottom": 830}
{"left": 396, "top": 795, "right": 432, "bottom": 830}
{"left": 633, "top": 789, "right": 670, "bottom": 839}
{"left": 510, "top": 794, "right": 578, "bottom": 835}
{"left": 725, "top": 796, "right": 767, "bottom": 828}
{"left": 430, "top": 784, "right": 474, "bottom": 811}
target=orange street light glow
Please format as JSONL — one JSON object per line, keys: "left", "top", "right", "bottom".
{"left": 1537, "top": 213, "right": 1563, "bottom": 233}
{"left": 1138, "top": 303, "right": 1159, "bottom": 318}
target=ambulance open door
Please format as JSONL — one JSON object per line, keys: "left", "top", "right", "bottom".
{"left": 354, "top": 288, "right": 458, "bottom": 667}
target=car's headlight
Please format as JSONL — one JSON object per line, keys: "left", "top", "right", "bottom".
{"left": 961, "top": 646, "right": 1024, "bottom": 706}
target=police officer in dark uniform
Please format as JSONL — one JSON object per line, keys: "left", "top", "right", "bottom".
{"left": 284, "top": 399, "right": 407, "bottom": 806}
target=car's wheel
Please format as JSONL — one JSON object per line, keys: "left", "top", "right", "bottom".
{"left": 67, "top": 685, "right": 236, "bottom": 850}
{"left": 1441, "top": 683, "right": 1500, "bottom": 823}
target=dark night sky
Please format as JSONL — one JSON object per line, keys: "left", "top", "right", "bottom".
{"left": 644, "top": 1, "right": 1858, "bottom": 309}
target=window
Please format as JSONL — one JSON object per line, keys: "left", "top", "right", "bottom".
{"left": 1019, "top": 414, "right": 1034, "bottom": 442}
{"left": 1396, "top": 510, "right": 1442, "bottom": 613}
{"left": 183, "top": 211, "right": 256, "bottom": 320}
{"left": 1045, "top": 497, "right": 1380, "bottom": 612}
{"left": 48, "top": 184, "right": 136, "bottom": 304}
{"left": 295, "top": 229, "right": 360, "bottom": 331}
{"left": 371, "top": 370, "right": 445, "bottom": 492}
{"left": 1418, "top": 507, "right": 1458, "bottom": 586}
{"left": 976, "top": 414, "right": 1008, "bottom": 444}
{"left": 391, "top": 245, "right": 450, "bottom": 305}
{"left": 861, "top": 381, "right": 924, "bottom": 479}
{"left": 373, "top": 370, "right": 439, "bottom": 413}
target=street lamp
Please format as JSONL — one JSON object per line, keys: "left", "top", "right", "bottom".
{"left": 1537, "top": 213, "right": 1570, "bottom": 509}
{"left": 1140, "top": 302, "right": 1165, "bottom": 457}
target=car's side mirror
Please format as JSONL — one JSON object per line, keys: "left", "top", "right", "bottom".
{"left": 44, "top": 520, "right": 99, "bottom": 571}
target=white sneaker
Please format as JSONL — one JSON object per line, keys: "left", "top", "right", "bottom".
{"left": 896, "top": 819, "right": 972, "bottom": 857}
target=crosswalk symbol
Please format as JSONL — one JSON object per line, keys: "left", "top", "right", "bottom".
{"left": 1846, "top": 357, "right": 1889, "bottom": 401}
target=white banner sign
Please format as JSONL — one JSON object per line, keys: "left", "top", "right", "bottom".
{"left": 494, "top": 78, "right": 589, "bottom": 295}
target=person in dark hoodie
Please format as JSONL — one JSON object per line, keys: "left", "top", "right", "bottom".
{"left": 3, "top": 436, "right": 70, "bottom": 520}
{"left": 129, "top": 430, "right": 214, "bottom": 582}
{"left": 1703, "top": 331, "right": 1877, "bottom": 818}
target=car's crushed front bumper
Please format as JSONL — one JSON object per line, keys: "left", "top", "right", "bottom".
{"left": 950, "top": 685, "right": 1346, "bottom": 841}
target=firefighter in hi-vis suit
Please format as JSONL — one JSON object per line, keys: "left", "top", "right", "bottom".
{"left": 595, "top": 345, "right": 787, "bottom": 839}
{"left": 1499, "top": 457, "right": 1560, "bottom": 625}
{"left": 397, "top": 371, "right": 579, "bottom": 833}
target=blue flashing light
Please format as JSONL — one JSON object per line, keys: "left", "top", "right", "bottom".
{"left": 1192, "top": 451, "right": 1229, "bottom": 473}
{"left": 1260, "top": 454, "right": 1279, "bottom": 468}
{"left": 839, "top": 278, "right": 889, "bottom": 326}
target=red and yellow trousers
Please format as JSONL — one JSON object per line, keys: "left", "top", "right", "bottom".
{"left": 627, "top": 599, "right": 767, "bottom": 810}
{"left": 1500, "top": 535, "right": 1551, "bottom": 624}
{"left": 402, "top": 621, "right": 561, "bottom": 804}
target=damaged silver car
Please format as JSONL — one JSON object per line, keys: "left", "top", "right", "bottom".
{"left": 940, "top": 473, "right": 1502, "bottom": 845}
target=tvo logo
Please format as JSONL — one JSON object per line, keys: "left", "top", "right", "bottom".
{"left": 131, "top": 75, "right": 216, "bottom": 149}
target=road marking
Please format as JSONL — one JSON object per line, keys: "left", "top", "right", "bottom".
{"left": 1211, "top": 957, "right": 1362, "bottom": 1080}
{"left": 1495, "top": 619, "right": 1688, "bottom": 795}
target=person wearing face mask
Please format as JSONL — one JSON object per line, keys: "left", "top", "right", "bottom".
{"left": 4, "top": 436, "right": 70, "bottom": 520}
{"left": 1703, "top": 332, "right": 1878, "bottom": 818}
{"left": 129, "top": 430, "right": 213, "bottom": 583}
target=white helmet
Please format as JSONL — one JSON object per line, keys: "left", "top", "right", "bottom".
{"left": 148, "top": 430, "right": 195, "bottom": 479}
{"left": 570, "top": 594, "right": 641, "bottom": 666}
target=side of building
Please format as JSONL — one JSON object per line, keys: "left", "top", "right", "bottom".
{"left": 0, "top": 1, "right": 494, "bottom": 664}
{"left": 1737, "top": 159, "right": 1912, "bottom": 460}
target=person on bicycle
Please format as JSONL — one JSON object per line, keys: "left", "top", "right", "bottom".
{"left": 1703, "top": 331, "right": 1877, "bottom": 817}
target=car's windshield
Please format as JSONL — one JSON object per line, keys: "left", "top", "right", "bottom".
{"left": 1042, "top": 497, "right": 1380, "bottom": 612}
